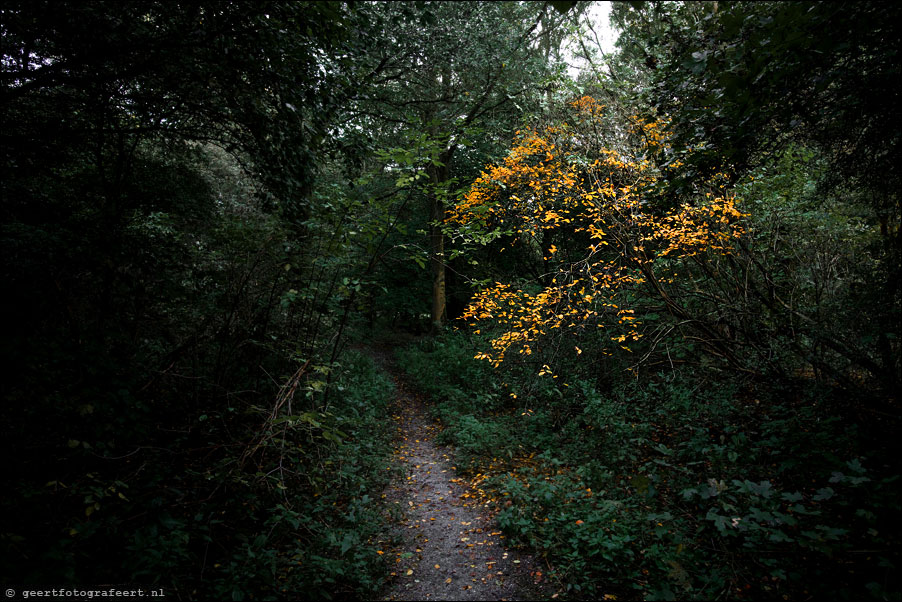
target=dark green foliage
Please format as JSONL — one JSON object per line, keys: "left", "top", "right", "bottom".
{"left": 401, "top": 337, "right": 901, "bottom": 599}
{"left": 0, "top": 1, "right": 354, "bottom": 209}
{"left": 3, "top": 0, "right": 900, "bottom": 599}
{"left": 397, "top": 333, "right": 516, "bottom": 466}
{"left": 608, "top": 0, "right": 900, "bottom": 394}
{"left": 0, "top": 2, "right": 397, "bottom": 598}
{"left": 3, "top": 341, "right": 396, "bottom": 598}
{"left": 613, "top": 1, "right": 901, "bottom": 194}
{"left": 1, "top": 0, "right": 572, "bottom": 596}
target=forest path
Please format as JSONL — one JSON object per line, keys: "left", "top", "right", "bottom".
{"left": 367, "top": 344, "right": 552, "bottom": 602}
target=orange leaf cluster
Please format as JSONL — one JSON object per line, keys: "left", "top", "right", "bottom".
{"left": 452, "top": 98, "right": 746, "bottom": 369}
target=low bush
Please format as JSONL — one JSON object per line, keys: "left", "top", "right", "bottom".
{"left": 399, "top": 334, "right": 901, "bottom": 600}
{"left": 2, "top": 351, "right": 396, "bottom": 600}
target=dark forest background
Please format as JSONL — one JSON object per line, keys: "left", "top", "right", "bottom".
{"left": 2, "top": 2, "right": 899, "bottom": 599}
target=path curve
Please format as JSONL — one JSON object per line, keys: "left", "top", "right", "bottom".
{"left": 370, "top": 346, "right": 553, "bottom": 601}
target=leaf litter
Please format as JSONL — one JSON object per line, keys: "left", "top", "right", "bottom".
{"left": 370, "top": 346, "right": 553, "bottom": 601}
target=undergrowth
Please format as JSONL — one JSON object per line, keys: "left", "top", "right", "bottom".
{"left": 397, "top": 332, "right": 901, "bottom": 600}
{"left": 2, "top": 351, "right": 395, "bottom": 600}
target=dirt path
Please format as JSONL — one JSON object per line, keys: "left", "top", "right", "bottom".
{"left": 370, "top": 346, "right": 553, "bottom": 601}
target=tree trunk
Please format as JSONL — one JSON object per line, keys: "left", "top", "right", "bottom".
{"left": 428, "top": 156, "right": 451, "bottom": 330}
{"left": 430, "top": 202, "right": 446, "bottom": 329}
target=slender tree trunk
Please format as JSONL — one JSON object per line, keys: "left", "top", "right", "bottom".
{"left": 428, "top": 155, "right": 451, "bottom": 330}
{"left": 430, "top": 201, "right": 446, "bottom": 329}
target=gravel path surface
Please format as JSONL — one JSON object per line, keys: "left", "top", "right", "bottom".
{"left": 371, "top": 347, "right": 553, "bottom": 601}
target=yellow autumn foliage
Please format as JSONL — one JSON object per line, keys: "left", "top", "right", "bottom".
{"left": 451, "top": 97, "right": 746, "bottom": 369}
